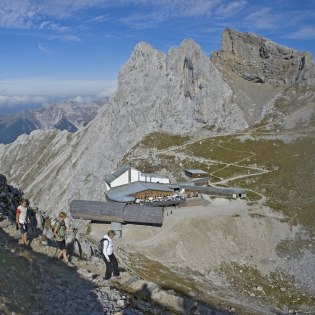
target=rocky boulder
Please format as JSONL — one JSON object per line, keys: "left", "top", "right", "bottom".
{"left": 212, "top": 28, "right": 315, "bottom": 85}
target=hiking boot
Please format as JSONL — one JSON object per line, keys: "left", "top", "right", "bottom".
{"left": 66, "top": 261, "right": 75, "bottom": 267}
{"left": 112, "top": 276, "right": 121, "bottom": 281}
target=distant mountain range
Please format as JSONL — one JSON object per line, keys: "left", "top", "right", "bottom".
{"left": 0, "top": 98, "right": 108, "bottom": 144}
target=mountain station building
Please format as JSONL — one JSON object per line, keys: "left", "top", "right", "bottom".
{"left": 105, "top": 164, "right": 170, "bottom": 191}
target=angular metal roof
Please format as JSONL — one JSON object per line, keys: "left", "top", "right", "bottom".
{"left": 105, "top": 181, "right": 174, "bottom": 203}
{"left": 104, "top": 164, "right": 131, "bottom": 184}
{"left": 70, "top": 200, "right": 125, "bottom": 222}
{"left": 184, "top": 169, "right": 208, "bottom": 174}
{"left": 123, "top": 204, "right": 163, "bottom": 224}
{"left": 70, "top": 199, "right": 163, "bottom": 225}
{"left": 178, "top": 184, "right": 246, "bottom": 195}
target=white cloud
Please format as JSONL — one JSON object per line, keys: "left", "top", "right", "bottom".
{"left": 216, "top": 0, "right": 247, "bottom": 18}
{"left": 179, "top": 0, "right": 220, "bottom": 17}
{"left": 88, "top": 14, "right": 110, "bottom": 23}
{"left": 0, "top": 80, "right": 117, "bottom": 112}
{"left": 119, "top": 0, "right": 224, "bottom": 29}
{"left": 0, "top": 95, "right": 47, "bottom": 109}
{"left": 39, "top": 21, "right": 69, "bottom": 32}
{"left": 1, "top": 0, "right": 312, "bottom": 34}
{"left": 243, "top": 6, "right": 315, "bottom": 34}
{"left": 97, "top": 86, "right": 117, "bottom": 98}
{"left": 0, "top": 78, "right": 117, "bottom": 96}
{"left": 0, "top": 0, "right": 96, "bottom": 30}
{"left": 244, "top": 7, "right": 282, "bottom": 30}
{"left": 120, "top": 12, "right": 163, "bottom": 30}
{"left": 0, "top": 0, "right": 226, "bottom": 31}
{"left": 283, "top": 27, "right": 315, "bottom": 40}
{"left": 38, "top": 43, "right": 54, "bottom": 54}
{"left": 0, "top": 0, "right": 114, "bottom": 29}
{"left": 0, "top": 0, "right": 38, "bottom": 29}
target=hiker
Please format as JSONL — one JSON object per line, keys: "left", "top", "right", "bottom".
{"left": 16, "top": 198, "right": 29, "bottom": 245}
{"left": 53, "top": 211, "right": 73, "bottom": 266}
{"left": 102, "top": 230, "right": 120, "bottom": 280}
{"left": 26, "top": 199, "right": 37, "bottom": 235}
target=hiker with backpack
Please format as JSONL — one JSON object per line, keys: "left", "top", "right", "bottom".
{"left": 101, "top": 230, "right": 121, "bottom": 280}
{"left": 16, "top": 198, "right": 30, "bottom": 246}
{"left": 53, "top": 211, "right": 74, "bottom": 267}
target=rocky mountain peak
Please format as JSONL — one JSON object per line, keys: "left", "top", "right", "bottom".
{"left": 117, "top": 36, "right": 245, "bottom": 134}
{"left": 133, "top": 41, "right": 158, "bottom": 54}
{"left": 212, "top": 28, "right": 315, "bottom": 85}
{"left": 178, "top": 38, "right": 203, "bottom": 53}
{"left": 123, "top": 42, "right": 166, "bottom": 74}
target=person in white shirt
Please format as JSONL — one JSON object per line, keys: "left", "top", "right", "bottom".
{"left": 102, "top": 230, "right": 120, "bottom": 280}
{"left": 16, "top": 199, "right": 29, "bottom": 246}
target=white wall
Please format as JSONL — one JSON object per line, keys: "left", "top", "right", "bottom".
{"left": 110, "top": 168, "right": 141, "bottom": 188}
{"left": 107, "top": 168, "right": 170, "bottom": 190}
{"left": 130, "top": 168, "right": 140, "bottom": 183}
{"left": 105, "top": 183, "right": 110, "bottom": 191}
{"left": 139, "top": 174, "right": 170, "bottom": 184}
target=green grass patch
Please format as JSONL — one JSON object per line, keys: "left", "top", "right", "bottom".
{"left": 245, "top": 190, "right": 262, "bottom": 201}
{"left": 184, "top": 138, "right": 251, "bottom": 163}
{"left": 212, "top": 165, "right": 262, "bottom": 180}
{"left": 140, "top": 132, "right": 190, "bottom": 150}
{"left": 220, "top": 137, "right": 315, "bottom": 229}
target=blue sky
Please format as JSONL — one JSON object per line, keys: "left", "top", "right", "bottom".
{"left": 0, "top": 0, "right": 315, "bottom": 114}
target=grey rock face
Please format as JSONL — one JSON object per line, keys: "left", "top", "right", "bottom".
{"left": 116, "top": 39, "right": 247, "bottom": 134}
{"left": 212, "top": 28, "right": 315, "bottom": 85}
